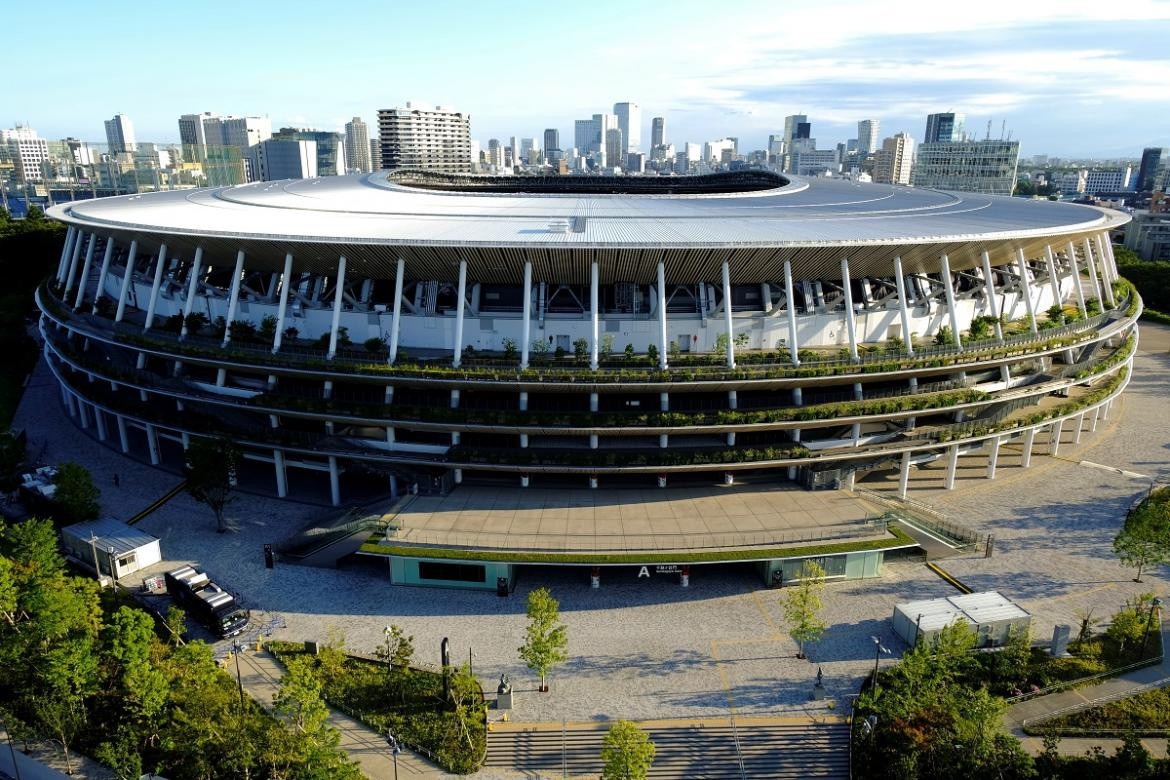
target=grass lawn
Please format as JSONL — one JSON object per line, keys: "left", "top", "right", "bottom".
{"left": 1045, "top": 686, "right": 1170, "bottom": 733}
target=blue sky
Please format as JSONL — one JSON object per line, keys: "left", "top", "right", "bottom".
{"left": 8, "top": 0, "right": 1170, "bottom": 158}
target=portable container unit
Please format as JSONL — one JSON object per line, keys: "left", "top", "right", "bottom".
{"left": 60, "top": 517, "right": 162, "bottom": 580}
{"left": 892, "top": 591, "right": 1031, "bottom": 648}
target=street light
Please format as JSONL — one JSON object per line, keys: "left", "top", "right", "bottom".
{"left": 386, "top": 731, "right": 401, "bottom": 780}
{"left": 1142, "top": 597, "right": 1163, "bottom": 657}
{"left": 231, "top": 640, "right": 246, "bottom": 712}
{"left": 871, "top": 636, "right": 890, "bottom": 696}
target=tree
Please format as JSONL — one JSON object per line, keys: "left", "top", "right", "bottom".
{"left": 518, "top": 587, "right": 568, "bottom": 692}
{"left": 1113, "top": 495, "right": 1170, "bottom": 583}
{"left": 601, "top": 720, "right": 656, "bottom": 780}
{"left": 573, "top": 337, "right": 589, "bottom": 363}
{"left": 52, "top": 461, "right": 101, "bottom": 523}
{"left": 163, "top": 605, "right": 186, "bottom": 645}
{"left": 502, "top": 337, "right": 518, "bottom": 362}
{"left": 447, "top": 662, "right": 484, "bottom": 754}
{"left": 184, "top": 437, "right": 241, "bottom": 533}
{"left": 780, "top": 560, "right": 828, "bottom": 659}
{"left": 105, "top": 606, "right": 169, "bottom": 725}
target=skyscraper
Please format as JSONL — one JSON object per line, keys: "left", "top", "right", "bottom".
{"left": 377, "top": 103, "right": 471, "bottom": 173}
{"left": 857, "top": 119, "right": 880, "bottom": 155}
{"left": 651, "top": 117, "right": 666, "bottom": 149}
{"left": 2, "top": 125, "right": 49, "bottom": 183}
{"left": 272, "top": 128, "right": 346, "bottom": 176}
{"left": 605, "top": 128, "right": 623, "bottom": 168}
{"left": 873, "top": 132, "right": 914, "bottom": 185}
{"left": 592, "top": 114, "right": 617, "bottom": 154}
{"left": 782, "top": 115, "right": 809, "bottom": 173}
{"left": 1136, "top": 147, "right": 1168, "bottom": 193}
{"left": 104, "top": 113, "right": 136, "bottom": 154}
{"left": 614, "top": 102, "right": 640, "bottom": 154}
{"left": 344, "top": 117, "right": 372, "bottom": 174}
{"left": 369, "top": 138, "right": 383, "bottom": 171}
{"left": 543, "top": 129, "right": 560, "bottom": 154}
{"left": 924, "top": 112, "right": 966, "bottom": 143}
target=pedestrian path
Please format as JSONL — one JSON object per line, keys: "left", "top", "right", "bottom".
{"left": 234, "top": 649, "right": 448, "bottom": 779}
{"left": 1005, "top": 618, "right": 1170, "bottom": 758}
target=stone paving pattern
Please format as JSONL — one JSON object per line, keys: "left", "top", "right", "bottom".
{"left": 12, "top": 324, "right": 1170, "bottom": 777}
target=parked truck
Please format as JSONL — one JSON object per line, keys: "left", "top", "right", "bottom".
{"left": 164, "top": 565, "right": 250, "bottom": 639}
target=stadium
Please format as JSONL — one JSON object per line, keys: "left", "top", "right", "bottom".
{"left": 36, "top": 170, "right": 1138, "bottom": 587}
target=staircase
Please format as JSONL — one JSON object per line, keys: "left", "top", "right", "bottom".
{"left": 484, "top": 717, "right": 850, "bottom": 779}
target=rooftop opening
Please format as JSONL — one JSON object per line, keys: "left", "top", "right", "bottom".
{"left": 388, "top": 169, "right": 787, "bottom": 195}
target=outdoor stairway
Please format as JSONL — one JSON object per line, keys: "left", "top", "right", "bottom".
{"left": 484, "top": 718, "right": 850, "bottom": 779}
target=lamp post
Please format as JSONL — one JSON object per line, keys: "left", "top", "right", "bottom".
{"left": 386, "top": 732, "right": 401, "bottom": 780}
{"left": 871, "top": 636, "right": 890, "bottom": 696}
{"left": 231, "top": 640, "right": 246, "bottom": 712}
{"left": 1142, "top": 597, "right": 1163, "bottom": 657}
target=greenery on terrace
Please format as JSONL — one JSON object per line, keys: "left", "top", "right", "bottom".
{"left": 42, "top": 276, "right": 1137, "bottom": 385}
{"left": 267, "top": 638, "right": 485, "bottom": 774}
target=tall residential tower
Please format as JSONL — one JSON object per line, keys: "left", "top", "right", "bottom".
{"left": 378, "top": 103, "right": 471, "bottom": 173}
{"left": 344, "top": 117, "right": 372, "bottom": 174}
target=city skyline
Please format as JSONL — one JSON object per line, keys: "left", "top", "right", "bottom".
{"left": 7, "top": 0, "right": 1169, "bottom": 158}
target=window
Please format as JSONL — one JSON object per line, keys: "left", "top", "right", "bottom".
{"left": 418, "top": 561, "right": 486, "bottom": 583}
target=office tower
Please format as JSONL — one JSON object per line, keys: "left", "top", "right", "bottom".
{"left": 344, "top": 117, "right": 372, "bottom": 174}
{"left": 369, "top": 138, "right": 383, "bottom": 171}
{"left": 574, "top": 120, "right": 593, "bottom": 154}
{"left": 782, "top": 115, "right": 810, "bottom": 173}
{"left": 911, "top": 139, "right": 1019, "bottom": 195}
{"left": 924, "top": 112, "right": 966, "bottom": 143}
{"left": 614, "top": 102, "right": 640, "bottom": 154}
{"left": 64, "top": 137, "right": 94, "bottom": 166}
{"left": 377, "top": 103, "right": 471, "bottom": 173}
{"left": 1084, "top": 167, "right": 1133, "bottom": 194}
{"left": 857, "top": 120, "right": 880, "bottom": 155}
{"left": 178, "top": 113, "right": 214, "bottom": 147}
{"left": 872, "top": 132, "right": 914, "bottom": 185}
{"left": 273, "top": 128, "right": 346, "bottom": 176}
{"left": 508, "top": 136, "right": 520, "bottom": 167}
{"left": 519, "top": 138, "right": 535, "bottom": 165}
{"left": 543, "top": 129, "right": 559, "bottom": 154}
{"left": 1, "top": 125, "right": 49, "bottom": 183}
{"left": 626, "top": 152, "right": 645, "bottom": 173}
{"left": 704, "top": 139, "right": 735, "bottom": 163}
{"left": 605, "top": 128, "right": 623, "bottom": 168}
{"left": 104, "top": 113, "right": 137, "bottom": 154}
{"left": 591, "top": 113, "right": 618, "bottom": 154}
{"left": 1136, "top": 148, "right": 1168, "bottom": 192}
{"left": 255, "top": 140, "right": 317, "bottom": 181}
{"left": 487, "top": 139, "right": 503, "bottom": 167}
{"left": 651, "top": 117, "right": 666, "bottom": 149}
{"left": 767, "top": 134, "right": 784, "bottom": 162}
{"left": 214, "top": 116, "right": 272, "bottom": 149}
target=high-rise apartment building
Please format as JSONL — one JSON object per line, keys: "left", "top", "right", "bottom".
{"left": 104, "top": 114, "right": 136, "bottom": 154}
{"left": 1136, "top": 147, "right": 1167, "bottom": 193}
{"left": 369, "top": 138, "right": 383, "bottom": 171}
{"left": 857, "top": 119, "right": 880, "bottom": 155}
{"left": 344, "top": 117, "right": 372, "bottom": 174}
{"left": 651, "top": 117, "right": 666, "bottom": 149}
{"left": 487, "top": 139, "right": 503, "bottom": 168}
{"left": 872, "top": 132, "right": 914, "bottom": 185}
{"left": 378, "top": 103, "right": 471, "bottom": 173}
{"left": 911, "top": 139, "right": 1019, "bottom": 195}
{"left": 924, "top": 112, "right": 966, "bottom": 143}
{"left": 614, "top": 102, "right": 640, "bottom": 154}
{"left": 272, "top": 128, "right": 346, "bottom": 176}
{"left": 1, "top": 125, "right": 49, "bottom": 183}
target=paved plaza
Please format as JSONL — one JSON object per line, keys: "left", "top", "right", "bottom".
{"left": 11, "top": 325, "right": 1170, "bottom": 776}
{"left": 389, "top": 484, "right": 883, "bottom": 552}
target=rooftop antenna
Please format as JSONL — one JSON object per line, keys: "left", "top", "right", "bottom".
{"left": 985, "top": 120, "right": 991, "bottom": 141}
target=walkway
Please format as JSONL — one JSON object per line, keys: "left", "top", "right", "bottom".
{"left": 1004, "top": 618, "right": 1170, "bottom": 758}
{"left": 234, "top": 649, "right": 449, "bottom": 779}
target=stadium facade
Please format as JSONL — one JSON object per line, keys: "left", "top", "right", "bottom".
{"left": 40, "top": 170, "right": 1137, "bottom": 512}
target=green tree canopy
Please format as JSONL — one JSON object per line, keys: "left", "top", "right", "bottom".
{"left": 780, "top": 560, "right": 828, "bottom": 659}
{"left": 518, "top": 587, "right": 568, "bottom": 692}
{"left": 601, "top": 720, "right": 656, "bottom": 780}
{"left": 184, "top": 436, "right": 241, "bottom": 532}
{"left": 1113, "top": 490, "right": 1170, "bottom": 582}
{"left": 52, "top": 461, "right": 101, "bottom": 524}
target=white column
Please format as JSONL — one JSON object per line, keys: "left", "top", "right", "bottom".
{"left": 327, "top": 255, "right": 348, "bottom": 359}
{"left": 145, "top": 424, "right": 160, "bottom": 465}
{"left": 1073, "top": 411, "right": 1085, "bottom": 444}
{"left": 783, "top": 259, "right": 800, "bottom": 366}
{"left": 116, "top": 415, "right": 129, "bottom": 453}
{"left": 1094, "top": 235, "right": 1116, "bottom": 307}
{"left": 980, "top": 251, "right": 1004, "bottom": 342}
{"left": 657, "top": 261, "right": 668, "bottom": 369}
{"left": 944, "top": 445, "right": 959, "bottom": 490}
{"left": 143, "top": 243, "right": 169, "bottom": 330}
{"left": 274, "top": 450, "right": 287, "bottom": 498}
{"left": 76, "top": 398, "right": 90, "bottom": 428}
{"left": 328, "top": 456, "right": 340, "bottom": 506}
{"left": 898, "top": 451, "right": 911, "bottom": 498}
{"left": 452, "top": 259, "right": 467, "bottom": 367}
{"left": 987, "top": 436, "right": 1001, "bottom": 480}
{"left": 939, "top": 254, "right": 962, "bottom": 349}
{"left": 520, "top": 261, "right": 532, "bottom": 369}
{"left": 1015, "top": 249, "right": 1038, "bottom": 334}
{"left": 1103, "top": 236, "right": 1120, "bottom": 279}
{"left": 1083, "top": 239, "right": 1103, "bottom": 305}
{"left": 1090, "top": 406, "right": 1100, "bottom": 432}
{"left": 1066, "top": 241, "right": 1087, "bottom": 317}
{"left": 388, "top": 257, "right": 404, "bottom": 363}
{"left": 1021, "top": 427, "right": 1036, "bottom": 468}
{"left": 221, "top": 250, "right": 246, "bottom": 346}
{"left": 1049, "top": 419, "right": 1063, "bottom": 456}
{"left": 721, "top": 260, "right": 735, "bottom": 368}
{"left": 114, "top": 240, "right": 138, "bottom": 323}
{"left": 1043, "top": 245, "right": 1062, "bottom": 309}
{"left": 893, "top": 256, "right": 915, "bottom": 354}
{"left": 56, "top": 226, "right": 77, "bottom": 283}
{"left": 273, "top": 253, "right": 294, "bottom": 353}
{"left": 63, "top": 231, "right": 87, "bottom": 295}
{"left": 94, "top": 407, "right": 107, "bottom": 441}
{"left": 590, "top": 260, "right": 600, "bottom": 370}
{"left": 92, "top": 236, "right": 116, "bottom": 307}
{"left": 72, "top": 233, "right": 98, "bottom": 308}
{"left": 180, "top": 247, "right": 204, "bottom": 339}
{"left": 840, "top": 257, "right": 859, "bottom": 360}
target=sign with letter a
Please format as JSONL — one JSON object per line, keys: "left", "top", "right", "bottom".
{"left": 637, "top": 566, "right": 651, "bottom": 578}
